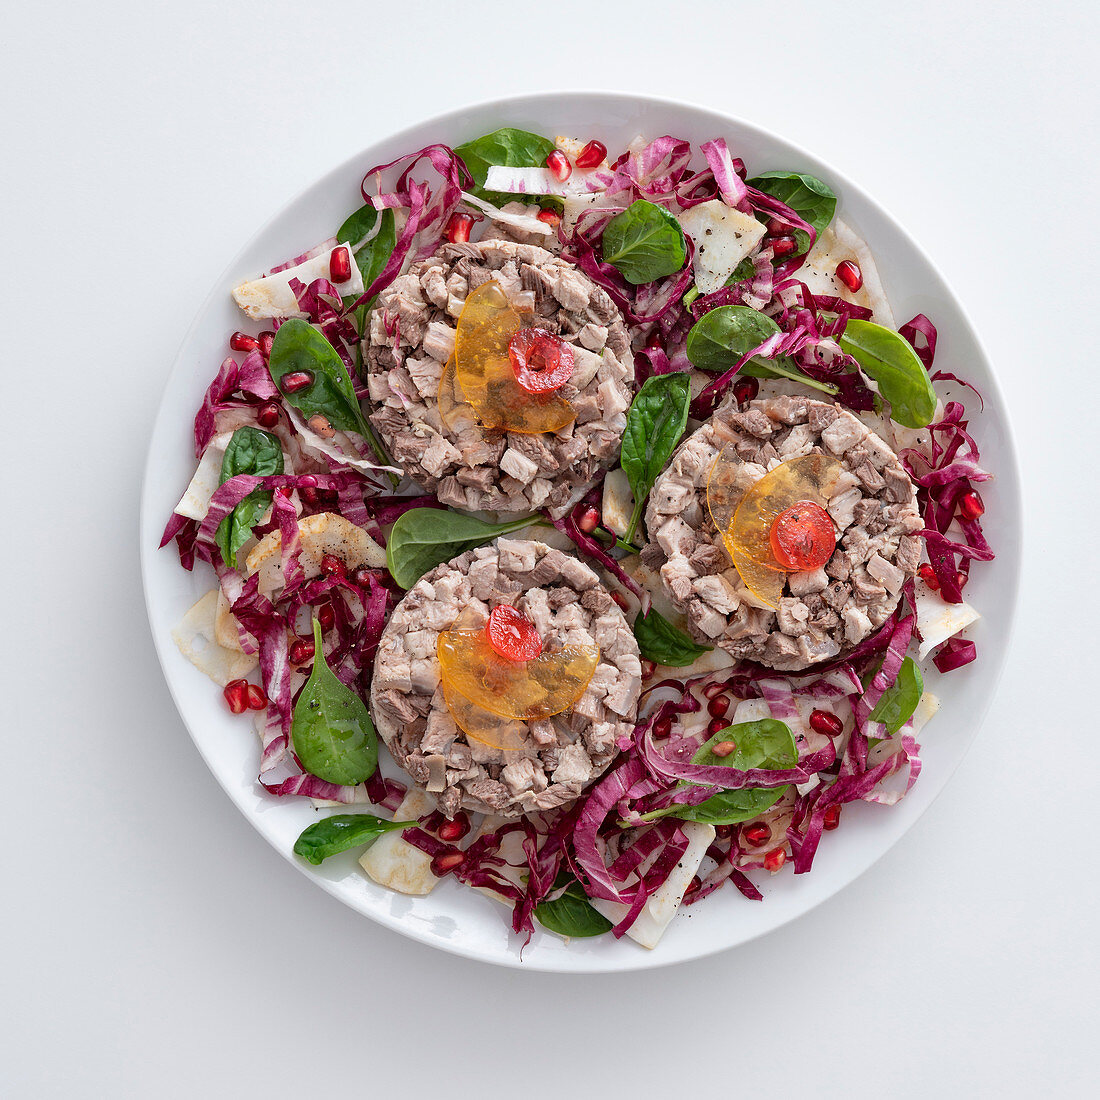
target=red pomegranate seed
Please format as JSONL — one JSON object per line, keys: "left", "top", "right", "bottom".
{"left": 430, "top": 850, "right": 465, "bottom": 876}
{"left": 918, "top": 564, "right": 940, "bottom": 591}
{"left": 578, "top": 506, "right": 601, "bottom": 534}
{"left": 809, "top": 709, "right": 843, "bottom": 737}
{"left": 351, "top": 567, "right": 374, "bottom": 588}
{"left": 300, "top": 487, "right": 320, "bottom": 507}
{"left": 640, "top": 659, "right": 656, "bottom": 679}
{"left": 707, "top": 694, "right": 730, "bottom": 719}
{"left": 256, "top": 402, "right": 280, "bottom": 428}
{"left": 836, "top": 260, "right": 863, "bottom": 292}
{"left": 610, "top": 590, "right": 630, "bottom": 612}
{"left": 536, "top": 208, "right": 562, "bottom": 227}
{"left": 763, "top": 847, "right": 787, "bottom": 872}
{"left": 289, "top": 639, "right": 315, "bottom": 665}
{"left": 258, "top": 331, "right": 275, "bottom": 358}
{"left": 956, "top": 570, "right": 968, "bottom": 591}
{"left": 298, "top": 475, "right": 318, "bottom": 488}
{"left": 274, "top": 486, "right": 291, "bottom": 499}
{"left": 711, "top": 739, "right": 737, "bottom": 758}
{"left": 714, "top": 824, "right": 733, "bottom": 839}
{"left": 280, "top": 370, "right": 314, "bottom": 394}
{"left": 959, "top": 490, "right": 985, "bottom": 522}
{"left": 742, "top": 823, "right": 770, "bottom": 846}
{"left": 707, "top": 717, "right": 728, "bottom": 737}
{"left": 645, "top": 329, "right": 664, "bottom": 350}
{"left": 317, "top": 604, "right": 336, "bottom": 631}
{"left": 329, "top": 245, "right": 352, "bottom": 284}
{"left": 223, "top": 679, "right": 250, "bottom": 714}
{"left": 246, "top": 684, "right": 268, "bottom": 710}
{"left": 445, "top": 212, "right": 474, "bottom": 244}
{"left": 765, "top": 216, "right": 787, "bottom": 236}
{"left": 230, "top": 331, "right": 259, "bottom": 353}
{"left": 320, "top": 554, "right": 345, "bottom": 577}
{"left": 653, "top": 714, "right": 673, "bottom": 739}
{"left": 575, "top": 140, "right": 607, "bottom": 169}
{"left": 486, "top": 604, "right": 543, "bottom": 661}
{"left": 823, "top": 804, "right": 842, "bottom": 831}
{"left": 733, "top": 376, "right": 760, "bottom": 405}
{"left": 545, "top": 149, "right": 572, "bottom": 183}
{"left": 438, "top": 813, "right": 471, "bottom": 842}
{"left": 770, "top": 235, "right": 797, "bottom": 258}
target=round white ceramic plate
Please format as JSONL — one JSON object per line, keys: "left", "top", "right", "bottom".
{"left": 140, "top": 92, "right": 1021, "bottom": 972}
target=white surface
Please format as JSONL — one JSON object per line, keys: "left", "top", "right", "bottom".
{"left": 2, "top": 0, "right": 1097, "bottom": 1095}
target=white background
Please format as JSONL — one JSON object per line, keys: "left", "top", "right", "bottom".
{"left": 3, "top": 0, "right": 1097, "bottom": 1095}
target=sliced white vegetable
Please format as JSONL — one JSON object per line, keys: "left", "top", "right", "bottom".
{"left": 601, "top": 467, "right": 635, "bottom": 539}
{"left": 171, "top": 589, "right": 258, "bottom": 686}
{"left": 483, "top": 165, "right": 611, "bottom": 199}
{"left": 175, "top": 432, "right": 233, "bottom": 521}
{"left": 797, "top": 220, "right": 895, "bottom": 330}
{"left": 678, "top": 200, "right": 767, "bottom": 295}
{"left": 232, "top": 241, "right": 364, "bottom": 320}
{"left": 358, "top": 790, "right": 438, "bottom": 895}
{"left": 914, "top": 582, "right": 981, "bottom": 659}
{"left": 459, "top": 191, "right": 550, "bottom": 236}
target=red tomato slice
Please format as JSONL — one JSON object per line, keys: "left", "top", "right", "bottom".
{"left": 768, "top": 501, "right": 836, "bottom": 571}
{"left": 486, "top": 605, "right": 543, "bottom": 661}
{"left": 508, "top": 327, "right": 575, "bottom": 394}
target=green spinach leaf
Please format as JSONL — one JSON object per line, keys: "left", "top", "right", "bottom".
{"left": 291, "top": 620, "right": 378, "bottom": 786}
{"left": 454, "top": 127, "right": 557, "bottom": 205}
{"left": 738, "top": 358, "right": 840, "bottom": 396}
{"left": 214, "top": 426, "right": 284, "bottom": 568}
{"left": 685, "top": 304, "right": 780, "bottom": 373}
{"left": 747, "top": 171, "right": 836, "bottom": 255}
{"left": 634, "top": 608, "right": 711, "bottom": 667}
{"left": 869, "top": 656, "right": 924, "bottom": 734}
{"left": 534, "top": 877, "right": 612, "bottom": 938}
{"left": 619, "top": 372, "right": 691, "bottom": 542}
{"left": 337, "top": 205, "right": 396, "bottom": 301}
{"left": 601, "top": 200, "right": 687, "bottom": 285}
{"left": 293, "top": 813, "right": 414, "bottom": 866}
{"left": 386, "top": 508, "right": 539, "bottom": 590}
{"left": 838, "top": 319, "right": 937, "bottom": 428}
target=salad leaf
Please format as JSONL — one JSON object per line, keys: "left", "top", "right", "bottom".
{"left": 619, "top": 372, "right": 691, "bottom": 542}
{"left": 739, "top": 359, "right": 840, "bottom": 396}
{"left": 839, "top": 319, "right": 937, "bottom": 428}
{"left": 746, "top": 171, "right": 836, "bottom": 255}
{"left": 386, "top": 508, "right": 539, "bottom": 590}
{"left": 291, "top": 620, "right": 378, "bottom": 786}
{"left": 869, "top": 656, "right": 924, "bottom": 734}
{"left": 601, "top": 200, "right": 687, "bottom": 285}
{"left": 214, "top": 426, "right": 283, "bottom": 568}
{"left": 534, "top": 877, "right": 612, "bottom": 938}
{"left": 685, "top": 305, "right": 780, "bottom": 373}
{"left": 337, "top": 205, "right": 396, "bottom": 302}
{"left": 293, "top": 813, "right": 414, "bottom": 866}
{"left": 268, "top": 319, "right": 371, "bottom": 436}
{"left": 634, "top": 608, "right": 711, "bottom": 667}
{"left": 455, "top": 127, "right": 556, "bottom": 204}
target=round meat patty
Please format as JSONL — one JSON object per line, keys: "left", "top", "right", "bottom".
{"left": 369, "top": 538, "right": 641, "bottom": 818}
{"left": 643, "top": 395, "right": 923, "bottom": 671}
{"left": 364, "top": 239, "right": 634, "bottom": 518}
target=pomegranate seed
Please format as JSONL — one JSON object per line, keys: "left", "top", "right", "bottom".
{"left": 765, "top": 216, "right": 787, "bottom": 235}
{"left": 329, "top": 245, "right": 352, "bottom": 284}
{"left": 298, "top": 475, "right": 318, "bottom": 488}
{"left": 770, "top": 235, "right": 797, "bottom": 258}
{"left": 707, "top": 694, "right": 730, "bottom": 719}
{"left": 578, "top": 506, "right": 600, "bottom": 534}
{"left": 959, "top": 490, "right": 985, "bottom": 522}
{"left": 300, "top": 487, "right": 320, "bottom": 507}
{"left": 258, "top": 331, "right": 275, "bottom": 358}
{"left": 246, "top": 684, "right": 268, "bottom": 710}
{"left": 575, "top": 140, "right": 607, "bottom": 169}
{"left": 536, "top": 208, "right": 562, "bottom": 227}
{"left": 320, "top": 554, "right": 345, "bottom": 577}
{"left": 545, "top": 149, "right": 572, "bottom": 183}
{"left": 711, "top": 739, "right": 737, "bottom": 758}
{"left": 430, "top": 850, "right": 465, "bottom": 876}
{"left": 445, "top": 212, "right": 474, "bottom": 244}
{"left": 742, "top": 823, "right": 770, "bottom": 846}
{"left": 956, "top": 570, "right": 968, "bottom": 591}
{"left": 823, "top": 804, "right": 842, "bottom": 831}
{"left": 732, "top": 376, "right": 759, "bottom": 405}
{"left": 763, "top": 847, "right": 787, "bottom": 872}
{"left": 223, "top": 679, "right": 250, "bottom": 714}
{"left": 836, "top": 260, "right": 863, "bottom": 292}
{"left": 918, "top": 564, "right": 940, "bottom": 591}
{"left": 640, "top": 659, "right": 656, "bottom": 679}
{"left": 610, "top": 590, "right": 630, "bottom": 612}
{"left": 317, "top": 604, "right": 336, "bottom": 632}
{"left": 289, "top": 639, "right": 315, "bottom": 665}
{"left": 645, "top": 329, "right": 664, "bottom": 350}
{"left": 274, "top": 486, "right": 292, "bottom": 499}
{"left": 256, "top": 402, "right": 280, "bottom": 428}
{"left": 809, "top": 709, "right": 843, "bottom": 737}
{"left": 653, "top": 714, "right": 673, "bottom": 739}
{"left": 280, "top": 370, "right": 314, "bottom": 394}
{"left": 707, "top": 717, "right": 728, "bottom": 737}
{"left": 714, "top": 824, "right": 733, "bottom": 839}
{"left": 230, "top": 331, "right": 259, "bottom": 353}
{"left": 351, "top": 567, "right": 375, "bottom": 587}
{"left": 438, "top": 813, "right": 471, "bottom": 842}
{"left": 702, "top": 681, "right": 729, "bottom": 700}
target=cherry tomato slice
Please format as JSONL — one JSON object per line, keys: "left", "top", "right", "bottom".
{"left": 769, "top": 501, "right": 837, "bottom": 571}
{"left": 486, "top": 605, "right": 543, "bottom": 661}
{"left": 508, "top": 327, "right": 575, "bottom": 394}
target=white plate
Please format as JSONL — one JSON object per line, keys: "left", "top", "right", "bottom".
{"left": 139, "top": 92, "right": 1022, "bottom": 972}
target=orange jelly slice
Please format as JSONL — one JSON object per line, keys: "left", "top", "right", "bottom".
{"left": 437, "top": 355, "right": 474, "bottom": 431}
{"left": 452, "top": 281, "right": 575, "bottom": 434}
{"left": 441, "top": 677, "right": 530, "bottom": 752}
{"left": 707, "top": 448, "right": 843, "bottom": 608}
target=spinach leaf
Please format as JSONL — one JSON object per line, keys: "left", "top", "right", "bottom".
{"left": 619, "top": 372, "right": 691, "bottom": 542}
{"left": 746, "top": 171, "right": 836, "bottom": 255}
{"left": 386, "top": 508, "right": 539, "bottom": 590}
{"left": 337, "top": 205, "right": 396, "bottom": 300}
{"left": 214, "top": 426, "right": 284, "bottom": 568}
{"left": 685, "top": 305, "right": 780, "bottom": 373}
{"left": 291, "top": 620, "right": 378, "bottom": 786}
{"left": 838, "top": 319, "right": 937, "bottom": 428}
{"left": 454, "top": 127, "right": 557, "bottom": 205}
{"left": 739, "top": 358, "right": 840, "bottom": 396}
{"left": 293, "top": 813, "right": 413, "bottom": 866}
{"left": 601, "top": 200, "right": 687, "bottom": 285}
{"left": 869, "top": 656, "right": 924, "bottom": 734}
{"left": 534, "top": 877, "right": 612, "bottom": 938}
{"left": 634, "top": 608, "right": 711, "bottom": 667}
{"left": 268, "top": 319, "right": 371, "bottom": 436}
{"left": 728, "top": 256, "right": 757, "bottom": 283}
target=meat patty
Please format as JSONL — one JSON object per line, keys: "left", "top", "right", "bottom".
{"left": 369, "top": 538, "right": 641, "bottom": 817}
{"left": 363, "top": 239, "right": 634, "bottom": 518}
{"left": 643, "top": 396, "right": 922, "bottom": 671}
